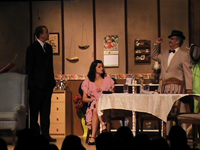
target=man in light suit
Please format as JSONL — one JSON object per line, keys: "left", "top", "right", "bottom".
{"left": 151, "top": 30, "right": 193, "bottom": 94}
{"left": 151, "top": 30, "right": 193, "bottom": 134}
{"left": 25, "top": 25, "right": 56, "bottom": 142}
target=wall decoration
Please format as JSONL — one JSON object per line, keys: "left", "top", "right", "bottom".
{"left": 66, "top": 35, "right": 79, "bottom": 61}
{"left": 78, "top": 19, "right": 90, "bottom": 50}
{"left": 54, "top": 73, "right": 155, "bottom": 80}
{"left": 103, "top": 35, "right": 119, "bottom": 67}
{"left": 46, "top": 33, "right": 60, "bottom": 55}
{"left": 134, "top": 39, "right": 151, "bottom": 63}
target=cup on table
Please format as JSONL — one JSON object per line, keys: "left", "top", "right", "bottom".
{"left": 144, "top": 84, "right": 150, "bottom": 91}
{"left": 123, "top": 84, "right": 128, "bottom": 94}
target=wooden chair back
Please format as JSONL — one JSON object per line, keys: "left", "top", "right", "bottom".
{"left": 161, "top": 77, "right": 184, "bottom": 137}
{"left": 161, "top": 77, "right": 184, "bottom": 94}
{"left": 161, "top": 77, "right": 184, "bottom": 115}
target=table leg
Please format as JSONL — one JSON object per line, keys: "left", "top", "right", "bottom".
{"left": 104, "top": 110, "right": 111, "bottom": 132}
{"left": 132, "top": 111, "right": 136, "bottom": 136}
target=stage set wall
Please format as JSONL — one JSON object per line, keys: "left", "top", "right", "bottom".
{"left": 0, "top": 0, "right": 200, "bottom": 136}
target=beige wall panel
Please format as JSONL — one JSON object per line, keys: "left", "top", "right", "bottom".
{"left": 190, "top": 0, "right": 200, "bottom": 45}
{"left": 96, "top": 0, "right": 126, "bottom": 74}
{"left": 32, "top": 1, "right": 62, "bottom": 74}
{"left": 64, "top": 0, "right": 94, "bottom": 74}
{"left": 160, "top": 0, "right": 189, "bottom": 53}
{"left": 127, "top": 0, "right": 158, "bottom": 74}
{"left": 0, "top": 2, "right": 30, "bottom": 74}
{"left": 189, "top": 0, "right": 200, "bottom": 45}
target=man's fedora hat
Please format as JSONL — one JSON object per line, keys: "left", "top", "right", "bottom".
{"left": 190, "top": 44, "right": 200, "bottom": 64}
{"left": 168, "top": 30, "right": 186, "bottom": 40}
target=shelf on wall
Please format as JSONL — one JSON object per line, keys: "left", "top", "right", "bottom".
{"left": 135, "top": 39, "right": 151, "bottom": 63}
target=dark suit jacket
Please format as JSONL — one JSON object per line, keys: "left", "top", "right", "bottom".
{"left": 25, "top": 41, "right": 55, "bottom": 91}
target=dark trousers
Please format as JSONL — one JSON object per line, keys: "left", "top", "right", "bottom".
{"left": 29, "top": 90, "right": 53, "bottom": 137}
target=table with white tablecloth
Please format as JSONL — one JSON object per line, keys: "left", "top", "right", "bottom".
{"left": 97, "top": 93, "right": 194, "bottom": 135}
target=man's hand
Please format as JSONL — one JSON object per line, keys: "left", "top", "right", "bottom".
{"left": 155, "top": 36, "right": 164, "bottom": 44}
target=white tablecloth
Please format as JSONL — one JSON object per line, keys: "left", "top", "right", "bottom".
{"left": 98, "top": 93, "right": 192, "bottom": 122}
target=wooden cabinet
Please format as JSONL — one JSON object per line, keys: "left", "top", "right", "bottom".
{"left": 50, "top": 90, "right": 72, "bottom": 137}
{"left": 135, "top": 39, "right": 151, "bottom": 63}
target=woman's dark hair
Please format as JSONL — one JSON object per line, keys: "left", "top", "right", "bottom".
{"left": 34, "top": 25, "right": 47, "bottom": 39}
{"left": 87, "top": 60, "right": 106, "bottom": 82}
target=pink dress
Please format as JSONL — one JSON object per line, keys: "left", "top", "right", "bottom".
{"left": 81, "top": 76, "right": 114, "bottom": 129}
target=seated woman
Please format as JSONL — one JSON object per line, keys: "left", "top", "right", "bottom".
{"left": 81, "top": 60, "right": 114, "bottom": 145}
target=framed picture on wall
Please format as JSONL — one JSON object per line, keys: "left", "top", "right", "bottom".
{"left": 46, "top": 33, "right": 60, "bottom": 55}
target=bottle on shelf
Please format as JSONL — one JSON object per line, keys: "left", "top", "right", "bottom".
{"left": 131, "top": 73, "right": 135, "bottom": 85}
{"left": 140, "top": 83, "right": 144, "bottom": 93}
{"left": 134, "top": 80, "right": 137, "bottom": 84}
{"left": 139, "top": 77, "right": 144, "bottom": 93}
{"left": 131, "top": 73, "right": 137, "bottom": 94}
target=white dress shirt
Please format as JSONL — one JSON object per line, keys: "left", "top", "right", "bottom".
{"left": 37, "top": 39, "right": 46, "bottom": 53}
{"left": 168, "top": 47, "right": 179, "bottom": 66}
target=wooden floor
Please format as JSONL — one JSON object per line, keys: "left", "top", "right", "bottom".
{"left": 7, "top": 136, "right": 96, "bottom": 150}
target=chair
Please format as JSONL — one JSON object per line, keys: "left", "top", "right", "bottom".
{"left": 105, "top": 84, "right": 132, "bottom": 132}
{"left": 78, "top": 82, "right": 91, "bottom": 143}
{"left": 104, "top": 109, "right": 131, "bottom": 132}
{"left": 136, "top": 112, "right": 162, "bottom": 136}
{"left": 0, "top": 72, "right": 28, "bottom": 145}
{"left": 178, "top": 97, "right": 200, "bottom": 148}
{"left": 136, "top": 77, "right": 184, "bottom": 137}
{"left": 85, "top": 107, "right": 129, "bottom": 143}
{"left": 161, "top": 77, "right": 184, "bottom": 137}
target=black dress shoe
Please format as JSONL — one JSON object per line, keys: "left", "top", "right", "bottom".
{"left": 48, "top": 137, "right": 57, "bottom": 142}
{"left": 45, "top": 136, "right": 57, "bottom": 142}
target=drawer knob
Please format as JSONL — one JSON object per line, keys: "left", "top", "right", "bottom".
{"left": 57, "top": 107, "right": 59, "bottom": 111}
{"left": 56, "top": 97, "right": 59, "bottom": 100}
{"left": 57, "top": 118, "right": 59, "bottom": 121}
{"left": 57, "top": 129, "right": 59, "bottom": 132}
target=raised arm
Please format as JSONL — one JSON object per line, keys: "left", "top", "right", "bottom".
{"left": 151, "top": 36, "right": 164, "bottom": 63}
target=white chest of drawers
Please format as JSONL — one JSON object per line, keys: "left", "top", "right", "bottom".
{"left": 50, "top": 90, "right": 67, "bottom": 137}
{"left": 37, "top": 89, "right": 72, "bottom": 137}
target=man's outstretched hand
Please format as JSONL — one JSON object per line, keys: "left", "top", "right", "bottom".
{"left": 155, "top": 35, "right": 164, "bottom": 44}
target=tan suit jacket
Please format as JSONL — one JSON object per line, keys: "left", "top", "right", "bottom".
{"left": 151, "top": 44, "right": 193, "bottom": 92}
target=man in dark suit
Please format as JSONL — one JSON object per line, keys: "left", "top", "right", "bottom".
{"left": 25, "top": 25, "right": 56, "bottom": 142}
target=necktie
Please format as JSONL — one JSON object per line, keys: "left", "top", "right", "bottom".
{"left": 43, "top": 44, "right": 46, "bottom": 53}
{"left": 169, "top": 49, "right": 175, "bottom": 53}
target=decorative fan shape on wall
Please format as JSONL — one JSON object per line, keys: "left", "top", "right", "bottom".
{"left": 78, "top": 45, "right": 90, "bottom": 50}
{"left": 78, "top": 19, "right": 90, "bottom": 50}
{"left": 66, "top": 34, "right": 79, "bottom": 62}
{"left": 66, "top": 56, "right": 79, "bottom": 61}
